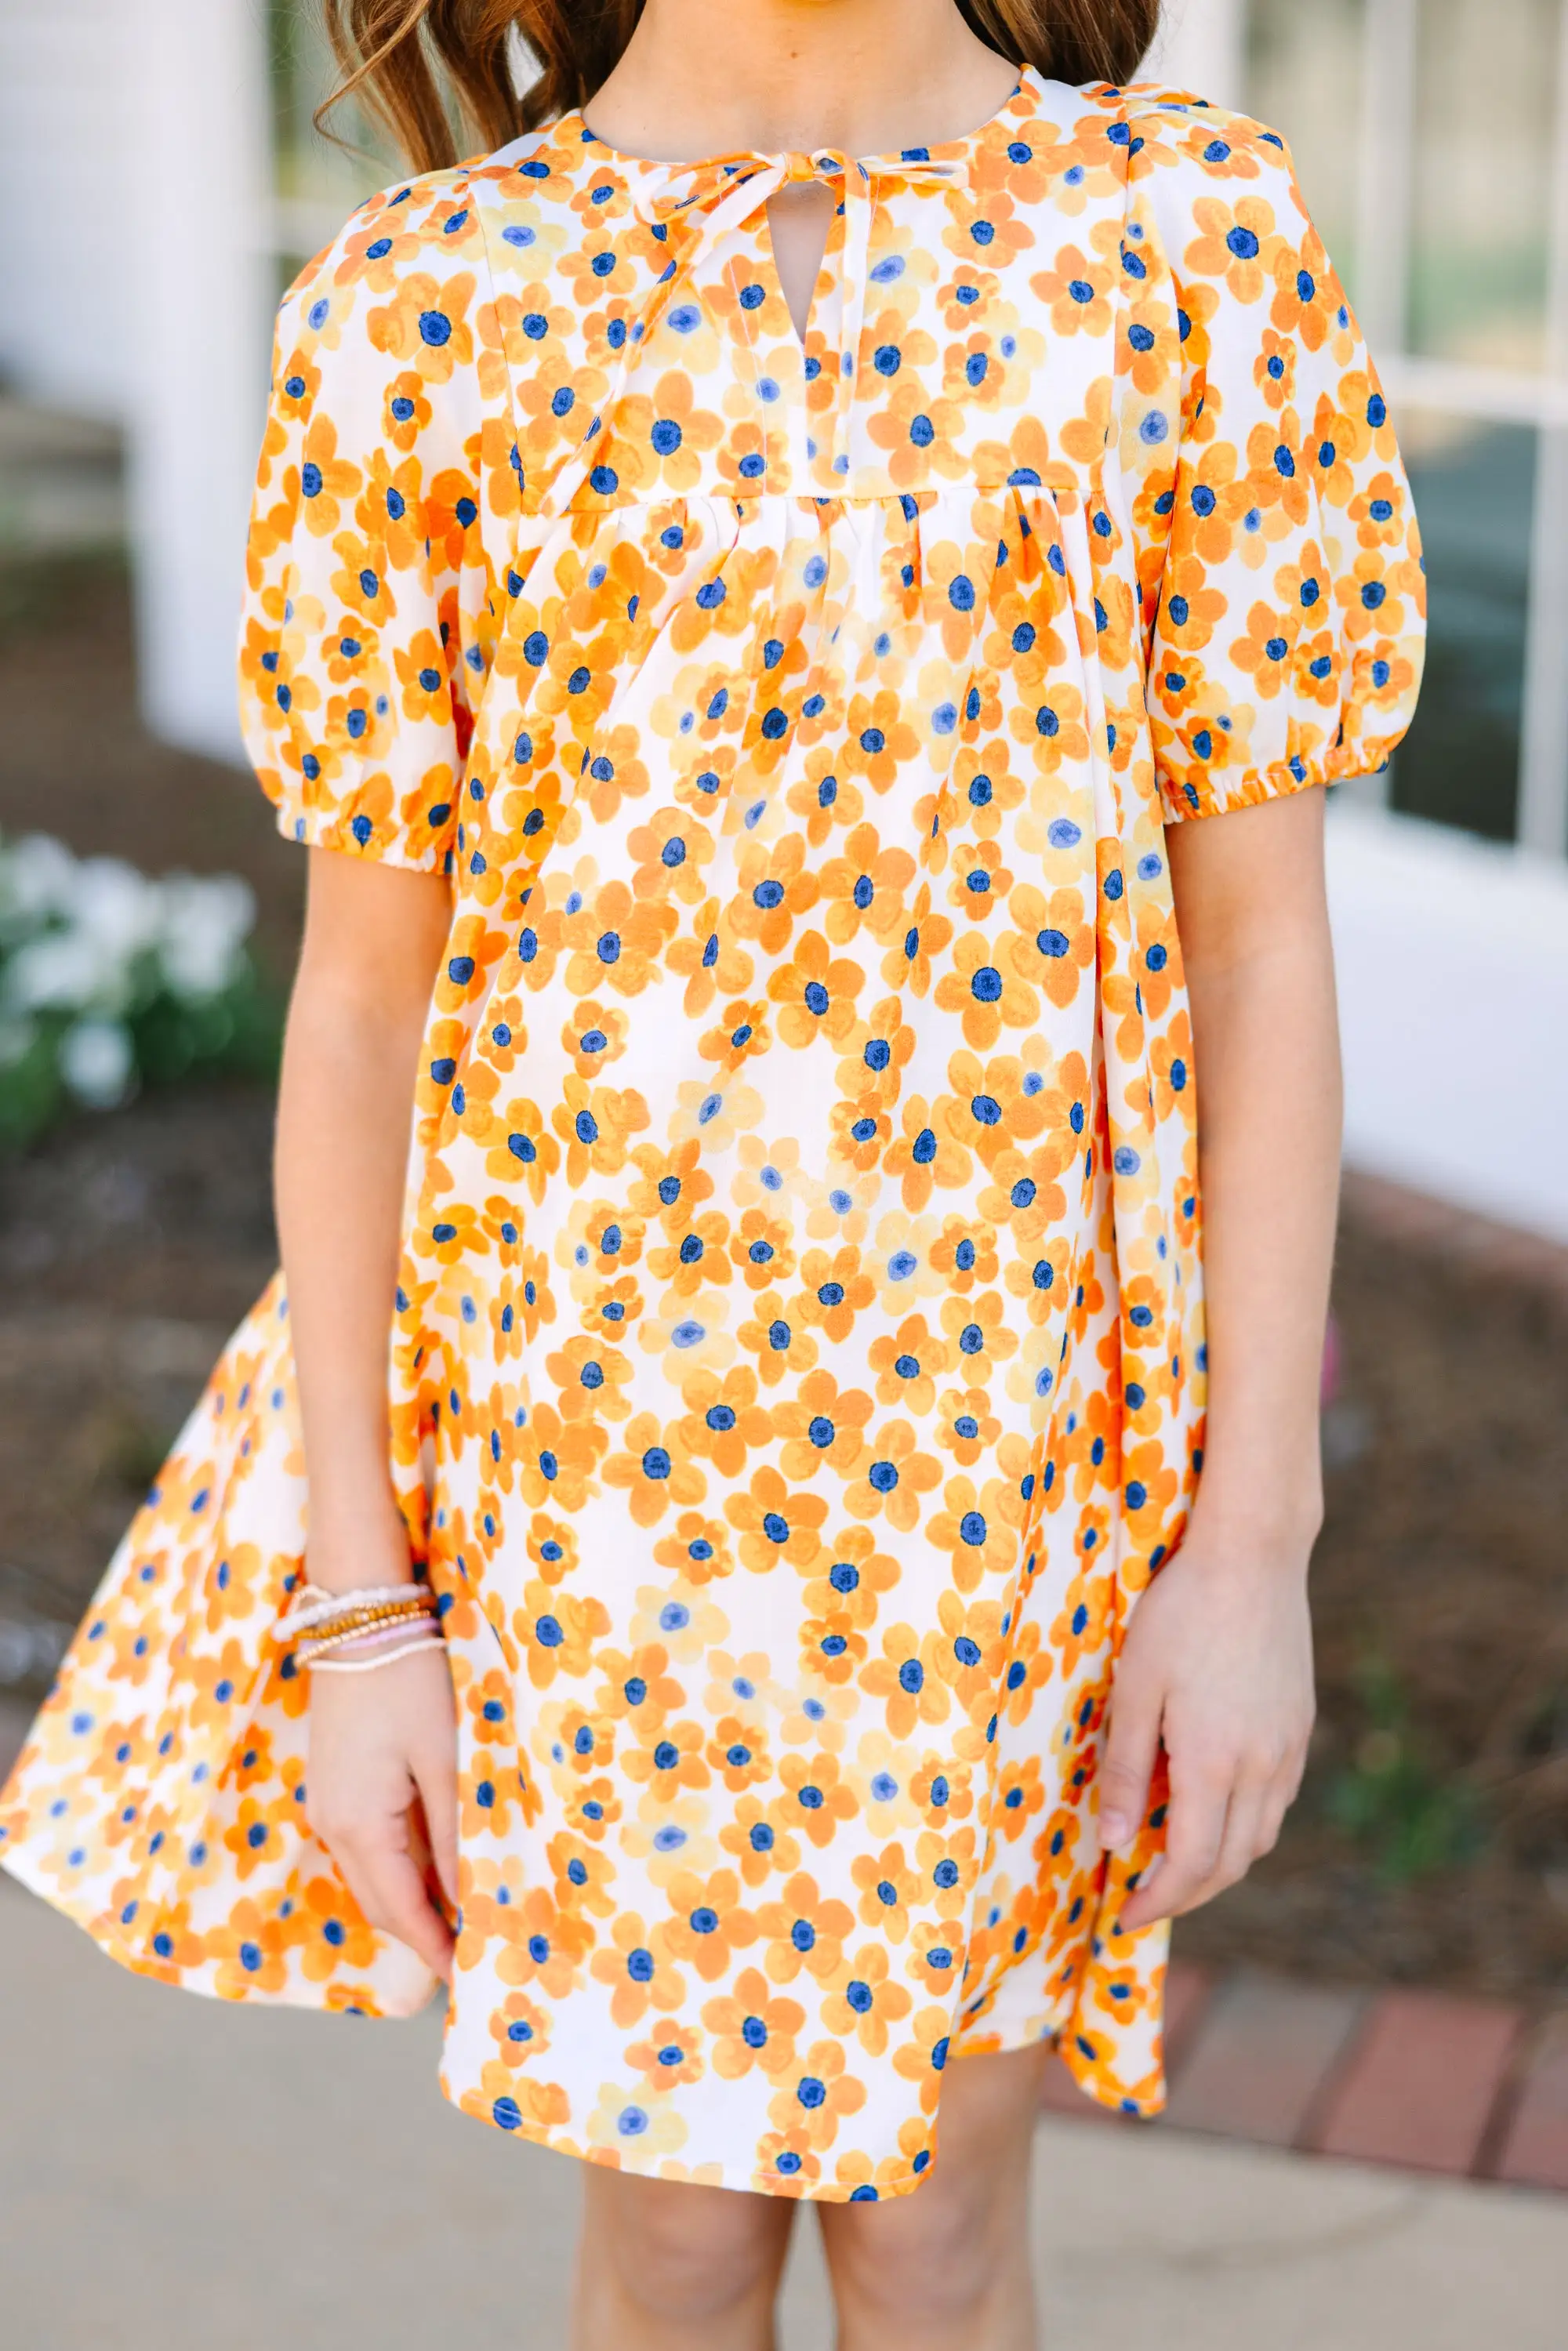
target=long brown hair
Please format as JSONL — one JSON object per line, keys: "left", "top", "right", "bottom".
{"left": 319, "top": 1, "right": 1164, "bottom": 177}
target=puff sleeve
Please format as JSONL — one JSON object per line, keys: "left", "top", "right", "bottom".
{"left": 237, "top": 172, "right": 508, "bottom": 870}
{"left": 1123, "top": 99, "right": 1426, "bottom": 822}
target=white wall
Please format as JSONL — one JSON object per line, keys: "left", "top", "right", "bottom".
{"left": 1142, "top": 0, "right": 1247, "bottom": 109}
{"left": 0, "top": 1, "right": 136, "bottom": 423}
{"left": 0, "top": 0, "right": 274, "bottom": 766}
{"left": 122, "top": 0, "right": 274, "bottom": 765}
{"left": 1327, "top": 803, "right": 1568, "bottom": 1244}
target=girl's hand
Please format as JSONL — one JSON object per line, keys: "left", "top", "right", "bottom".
{"left": 301, "top": 1511, "right": 459, "bottom": 1981}
{"left": 1098, "top": 1531, "right": 1316, "bottom": 1931}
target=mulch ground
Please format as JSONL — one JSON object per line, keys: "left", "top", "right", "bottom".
{"left": 2, "top": 556, "right": 1565, "bottom": 2011}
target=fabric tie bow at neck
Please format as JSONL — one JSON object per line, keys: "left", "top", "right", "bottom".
{"left": 543, "top": 146, "right": 967, "bottom": 511}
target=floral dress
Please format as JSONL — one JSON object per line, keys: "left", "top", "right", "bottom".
{"left": 0, "top": 70, "right": 1423, "bottom": 2201}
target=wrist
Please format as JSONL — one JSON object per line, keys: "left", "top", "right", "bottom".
{"left": 304, "top": 1488, "right": 416, "bottom": 1594}
{"left": 1181, "top": 1480, "right": 1322, "bottom": 1576}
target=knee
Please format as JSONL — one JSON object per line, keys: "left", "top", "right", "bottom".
{"left": 586, "top": 2174, "right": 784, "bottom": 2325}
{"left": 829, "top": 2183, "right": 1000, "bottom": 2326}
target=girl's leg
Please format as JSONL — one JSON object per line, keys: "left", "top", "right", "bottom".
{"left": 818, "top": 2040, "right": 1054, "bottom": 2351}
{"left": 571, "top": 2164, "right": 798, "bottom": 2351}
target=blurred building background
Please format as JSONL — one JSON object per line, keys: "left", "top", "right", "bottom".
{"left": 1, "top": 0, "right": 1566, "bottom": 1235}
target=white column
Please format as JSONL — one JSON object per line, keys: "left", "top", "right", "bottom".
{"left": 123, "top": 0, "right": 275, "bottom": 767}
{"left": 0, "top": 0, "right": 136, "bottom": 423}
{"left": 1353, "top": 0, "right": 1417, "bottom": 363}
{"left": 1142, "top": 0, "right": 1247, "bottom": 113}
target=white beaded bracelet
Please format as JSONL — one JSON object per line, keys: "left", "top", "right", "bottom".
{"left": 277, "top": 1581, "right": 432, "bottom": 1638}
{"left": 310, "top": 1634, "right": 445, "bottom": 1676}
{"left": 296, "top": 1619, "right": 434, "bottom": 1663}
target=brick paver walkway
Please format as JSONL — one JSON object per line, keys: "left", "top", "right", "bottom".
{"left": 1042, "top": 1961, "right": 1568, "bottom": 2193}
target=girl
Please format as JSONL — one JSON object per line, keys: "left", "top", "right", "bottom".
{"left": 0, "top": 2, "right": 1425, "bottom": 2345}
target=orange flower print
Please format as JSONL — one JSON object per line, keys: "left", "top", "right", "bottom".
{"left": 866, "top": 1312, "right": 950, "bottom": 1410}
{"left": 1185, "top": 193, "right": 1279, "bottom": 302}
{"left": 655, "top": 1870, "right": 758, "bottom": 1983}
{"left": 1050, "top": 1566, "right": 1115, "bottom": 1678}
{"left": 601, "top": 1413, "right": 706, "bottom": 1526}
{"left": 934, "top": 927, "right": 1039, "bottom": 1047}
{"left": 766, "top": 2035, "right": 867, "bottom": 2150}
{"left": 843, "top": 1419, "right": 942, "bottom": 1533}
{"left": 766, "top": 930, "right": 866, "bottom": 1049}
{"left": 850, "top": 1841, "right": 924, "bottom": 1939}
{"left": 724, "top": 1467, "right": 828, "bottom": 1576}
{"left": 755, "top": 1872, "right": 856, "bottom": 1987}
{"left": 884, "top": 1096, "right": 971, "bottom": 1213}
{"left": 819, "top": 1942, "right": 914, "bottom": 2055}
{"left": 859, "top": 1624, "right": 953, "bottom": 1740}
{"left": 1031, "top": 238, "right": 1116, "bottom": 337}
{"left": 772, "top": 1751, "right": 859, "bottom": 1850}
{"left": 677, "top": 1373, "right": 775, "bottom": 1476}
{"left": 512, "top": 1581, "right": 613, "bottom": 1689}
{"left": 720, "top": 1794, "right": 803, "bottom": 1889}
{"left": 201, "top": 1905, "right": 291, "bottom": 2001}
{"left": 892, "top": 2006, "right": 957, "bottom": 2117}
{"left": 771, "top": 1369, "right": 873, "bottom": 1482}
{"left": 289, "top": 1876, "right": 379, "bottom": 1981}
{"left": 707, "top": 1715, "right": 772, "bottom": 1795}
{"left": 819, "top": 826, "right": 916, "bottom": 945}
{"left": 703, "top": 1969, "right": 805, "bottom": 2080}
{"left": 368, "top": 267, "right": 477, "bottom": 383}
{"left": 590, "top": 1914, "right": 689, "bottom": 2028}
{"left": 793, "top": 1244, "right": 875, "bottom": 1343}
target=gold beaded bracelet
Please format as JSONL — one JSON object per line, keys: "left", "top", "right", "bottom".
{"left": 295, "top": 1601, "right": 437, "bottom": 1662}
{"left": 298, "top": 1595, "right": 434, "bottom": 1637}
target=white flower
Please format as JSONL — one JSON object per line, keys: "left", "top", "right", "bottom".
{"left": 59, "top": 1016, "right": 135, "bottom": 1108}
{"left": 73, "top": 855, "right": 165, "bottom": 964}
{"left": 0, "top": 833, "right": 78, "bottom": 931}
{"left": 0, "top": 835, "right": 261, "bottom": 1125}
{"left": 2, "top": 928, "right": 120, "bottom": 1015}
{"left": 156, "top": 873, "right": 256, "bottom": 1000}
{"left": 0, "top": 846, "right": 166, "bottom": 1018}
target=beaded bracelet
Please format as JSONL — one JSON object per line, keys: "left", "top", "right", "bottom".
{"left": 292, "top": 1597, "right": 434, "bottom": 1648}
{"left": 312, "top": 1619, "right": 439, "bottom": 1657}
{"left": 310, "top": 1633, "right": 445, "bottom": 1676}
{"left": 296, "top": 1621, "right": 434, "bottom": 1671}
{"left": 293, "top": 1616, "right": 445, "bottom": 1672}
{"left": 277, "top": 1581, "right": 435, "bottom": 1640}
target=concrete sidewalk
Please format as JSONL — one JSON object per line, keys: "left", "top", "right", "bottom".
{"left": 2, "top": 1877, "right": 1564, "bottom": 2349}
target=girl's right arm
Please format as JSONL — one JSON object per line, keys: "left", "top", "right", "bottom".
{"left": 274, "top": 846, "right": 459, "bottom": 1979}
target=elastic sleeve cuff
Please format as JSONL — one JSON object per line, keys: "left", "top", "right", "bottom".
{"left": 1157, "top": 735, "right": 1400, "bottom": 824}
{"left": 266, "top": 793, "right": 455, "bottom": 875}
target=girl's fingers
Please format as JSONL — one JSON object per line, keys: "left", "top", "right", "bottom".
{"left": 1189, "top": 1781, "right": 1267, "bottom": 1913}
{"left": 1256, "top": 1781, "right": 1293, "bottom": 1862}
{"left": 412, "top": 1740, "right": 461, "bottom": 1914}
{"left": 1119, "top": 1762, "right": 1227, "bottom": 1929}
{"left": 362, "top": 1832, "right": 456, "bottom": 1978}
{"left": 328, "top": 1812, "right": 455, "bottom": 1979}
{"left": 1166, "top": 1767, "right": 1295, "bottom": 1921}
{"left": 1098, "top": 1671, "right": 1163, "bottom": 1854}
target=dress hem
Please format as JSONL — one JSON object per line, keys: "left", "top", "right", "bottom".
{"left": 1, "top": 1840, "right": 1148, "bottom": 2198}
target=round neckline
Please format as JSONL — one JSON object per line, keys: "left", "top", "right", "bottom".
{"left": 572, "top": 60, "right": 1040, "bottom": 175}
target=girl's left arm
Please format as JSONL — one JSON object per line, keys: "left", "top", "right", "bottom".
{"left": 1102, "top": 783, "right": 1339, "bottom": 1928}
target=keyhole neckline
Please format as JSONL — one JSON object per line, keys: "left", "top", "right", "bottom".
{"left": 763, "top": 180, "right": 839, "bottom": 351}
